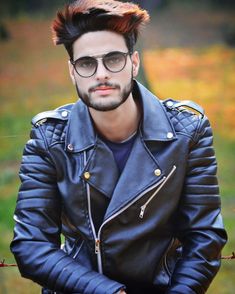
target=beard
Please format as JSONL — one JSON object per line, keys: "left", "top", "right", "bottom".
{"left": 75, "top": 76, "right": 134, "bottom": 112}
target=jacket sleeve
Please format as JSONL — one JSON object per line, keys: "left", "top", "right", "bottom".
{"left": 167, "top": 116, "right": 227, "bottom": 294}
{"left": 10, "top": 125, "right": 125, "bottom": 294}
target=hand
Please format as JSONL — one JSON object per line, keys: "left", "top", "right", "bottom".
{"left": 115, "top": 290, "right": 126, "bottom": 294}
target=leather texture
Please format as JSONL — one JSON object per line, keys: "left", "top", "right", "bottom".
{"left": 11, "top": 81, "right": 227, "bottom": 294}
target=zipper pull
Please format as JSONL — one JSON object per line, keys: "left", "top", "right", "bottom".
{"left": 95, "top": 239, "right": 100, "bottom": 254}
{"left": 139, "top": 205, "right": 146, "bottom": 219}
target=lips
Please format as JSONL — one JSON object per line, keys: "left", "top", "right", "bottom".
{"left": 93, "top": 86, "right": 116, "bottom": 91}
{"left": 91, "top": 85, "right": 117, "bottom": 96}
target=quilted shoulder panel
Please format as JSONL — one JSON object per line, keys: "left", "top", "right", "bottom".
{"left": 162, "top": 98, "right": 202, "bottom": 140}
{"left": 28, "top": 120, "right": 67, "bottom": 150}
{"left": 30, "top": 103, "right": 73, "bottom": 147}
{"left": 170, "top": 109, "right": 200, "bottom": 136}
{"left": 40, "top": 121, "right": 67, "bottom": 147}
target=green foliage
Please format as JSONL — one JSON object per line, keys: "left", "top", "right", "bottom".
{"left": 0, "top": 114, "right": 30, "bottom": 162}
{"left": 215, "top": 135, "right": 235, "bottom": 200}
{"left": 0, "top": 169, "right": 19, "bottom": 232}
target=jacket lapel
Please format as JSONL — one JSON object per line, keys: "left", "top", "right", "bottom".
{"left": 104, "top": 134, "right": 166, "bottom": 220}
{"left": 83, "top": 138, "right": 120, "bottom": 198}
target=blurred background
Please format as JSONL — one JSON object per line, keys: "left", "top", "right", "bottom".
{"left": 0, "top": 0, "right": 235, "bottom": 293}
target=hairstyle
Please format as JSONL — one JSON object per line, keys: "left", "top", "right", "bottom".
{"left": 51, "top": 0, "right": 150, "bottom": 59}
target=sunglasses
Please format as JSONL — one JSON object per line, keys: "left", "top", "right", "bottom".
{"left": 70, "top": 51, "right": 131, "bottom": 78}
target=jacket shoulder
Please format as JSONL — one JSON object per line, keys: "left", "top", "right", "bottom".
{"left": 162, "top": 98, "right": 205, "bottom": 139}
{"left": 162, "top": 98, "right": 204, "bottom": 117}
{"left": 31, "top": 103, "right": 74, "bottom": 127}
{"left": 30, "top": 103, "right": 74, "bottom": 147}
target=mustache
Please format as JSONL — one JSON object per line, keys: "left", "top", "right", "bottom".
{"left": 89, "top": 83, "right": 120, "bottom": 92}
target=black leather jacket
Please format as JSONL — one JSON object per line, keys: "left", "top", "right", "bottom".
{"left": 11, "top": 81, "right": 227, "bottom": 294}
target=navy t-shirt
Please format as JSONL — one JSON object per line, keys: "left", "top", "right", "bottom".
{"left": 102, "top": 132, "right": 137, "bottom": 173}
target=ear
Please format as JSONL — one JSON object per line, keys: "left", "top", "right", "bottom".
{"left": 68, "top": 60, "right": 76, "bottom": 85}
{"left": 131, "top": 51, "right": 140, "bottom": 78}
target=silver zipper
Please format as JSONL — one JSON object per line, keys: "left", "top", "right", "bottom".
{"left": 86, "top": 182, "right": 103, "bottom": 273}
{"left": 93, "top": 178, "right": 167, "bottom": 274}
{"left": 139, "top": 176, "right": 166, "bottom": 219}
{"left": 83, "top": 151, "right": 103, "bottom": 273}
{"left": 84, "top": 157, "right": 176, "bottom": 274}
{"left": 139, "top": 165, "right": 176, "bottom": 219}
{"left": 95, "top": 166, "right": 177, "bottom": 258}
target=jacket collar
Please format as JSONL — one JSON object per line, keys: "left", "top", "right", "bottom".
{"left": 65, "top": 99, "right": 96, "bottom": 152}
{"left": 135, "top": 81, "right": 176, "bottom": 141}
{"left": 65, "top": 80, "right": 176, "bottom": 152}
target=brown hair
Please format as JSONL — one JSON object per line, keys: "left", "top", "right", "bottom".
{"left": 51, "top": 0, "right": 149, "bottom": 59}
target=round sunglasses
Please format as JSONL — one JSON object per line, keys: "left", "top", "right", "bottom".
{"left": 70, "top": 51, "right": 131, "bottom": 78}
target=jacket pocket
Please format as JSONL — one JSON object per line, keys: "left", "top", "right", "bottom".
{"left": 68, "top": 239, "right": 94, "bottom": 271}
{"left": 139, "top": 165, "right": 177, "bottom": 219}
{"left": 153, "top": 238, "right": 181, "bottom": 288}
{"left": 164, "top": 238, "right": 182, "bottom": 278}
{"left": 62, "top": 237, "right": 85, "bottom": 259}
{"left": 71, "top": 240, "right": 85, "bottom": 259}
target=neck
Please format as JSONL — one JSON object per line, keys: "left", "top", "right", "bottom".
{"left": 89, "top": 94, "right": 141, "bottom": 142}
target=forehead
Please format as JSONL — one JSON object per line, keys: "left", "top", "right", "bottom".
{"left": 73, "top": 30, "right": 127, "bottom": 59}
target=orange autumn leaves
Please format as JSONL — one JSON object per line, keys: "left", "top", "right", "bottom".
{"left": 144, "top": 47, "right": 235, "bottom": 139}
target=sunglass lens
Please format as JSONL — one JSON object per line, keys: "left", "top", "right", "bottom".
{"left": 75, "top": 57, "right": 97, "bottom": 77}
{"left": 104, "top": 52, "right": 126, "bottom": 72}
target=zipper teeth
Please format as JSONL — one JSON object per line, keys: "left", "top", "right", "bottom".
{"left": 139, "top": 177, "right": 166, "bottom": 219}
{"left": 140, "top": 165, "right": 177, "bottom": 213}
{"left": 97, "top": 181, "right": 164, "bottom": 240}
{"left": 84, "top": 151, "right": 103, "bottom": 274}
{"left": 97, "top": 166, "right": 176, "bottom": 237}
{"left": 141, "top": 176, "right": 167, "bottom": 208}
{"left": 86, "top": 182, "right": 97, "bottom": 244}
{"left": 87, "top": 182, "right": 103, "bottom": 273}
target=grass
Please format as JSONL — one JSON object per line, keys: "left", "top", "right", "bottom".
{"left": 0, "top": 19, "right": 235, "bottom": 293}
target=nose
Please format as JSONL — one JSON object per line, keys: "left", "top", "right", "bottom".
{"left": 95, "top": 59, "right": 110, "bottom": 81}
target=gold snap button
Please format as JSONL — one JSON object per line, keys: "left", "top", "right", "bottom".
{"left": 84, "top": 172, "right": 91, "bottom": 180}
{"left": 154, "top": 169, "right": 161, "bottom": 176}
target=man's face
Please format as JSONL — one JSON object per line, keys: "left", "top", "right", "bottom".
{"left": 68, "top": 30, "right": 140, "bottom": 112}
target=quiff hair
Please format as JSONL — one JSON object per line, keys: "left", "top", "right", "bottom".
{"left": 51, "top": 0, "right": 149, "bottom": 58}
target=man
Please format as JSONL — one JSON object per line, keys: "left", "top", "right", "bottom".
{"left": 11, "top": 1, "right": 227, "bottom": 293}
